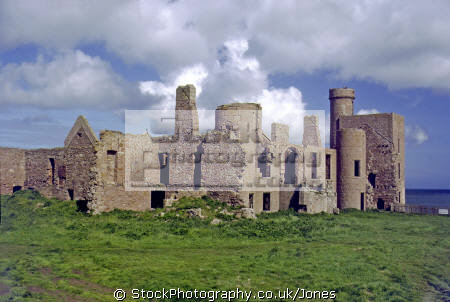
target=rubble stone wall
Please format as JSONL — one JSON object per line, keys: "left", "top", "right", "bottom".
{"left": 0, "top": 148, "right": 26, "bottom": 195}
{"left": 341, "top": 113, "right": 405, "bottom": 209}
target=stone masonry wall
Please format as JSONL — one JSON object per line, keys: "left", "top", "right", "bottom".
{"left": 0, "top": 148, "right": 26, "bottom": 195}
{"left": 24, "top": 148, "right": 66, "bottom": 200}
{"left": 64, "top": 125, "right": 96, "bottom": 201}
{"left": 90, "top": 130, "right": 150, "bottom": 214}
{"left": 341, "top": 113, "right": 405, "bottom": 208}
{"left": 302, "top": 115, "right": 322, "bottom": 147}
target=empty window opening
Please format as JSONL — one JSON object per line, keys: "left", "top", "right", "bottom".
{"left": 325, "top": 154, "right": 331, "bottom": 180}
{"left": 284, "top": 148, "right": 298, "bottom": 184}
{"left": 58, "top": 165, "right": 66, "bottom": 180}
{"left": 249, "top": 193, "right": 254, "bottom": 209}
{"left": 159, "top": 153, "right": 169, "bottom": 185}
{"left": 311, "top": 152, "right": 318, "bottom": 179}
{"left": 151, "top": 191, "right": 165, "bottom": 208}
{"left": 263, "top": 193, "right": 270, "bottom": 211}
{"left": 258, "top": 148, "right": 271, "bottom": 177}
{"left": 368, "top": 173, "right": 376, "bottom": 187}
{"left": 106, "top": 150, "right": 117, "bottom": 184}
{"left": 68, "top": 189, "right": 74, "bottom": 200}
{"left": 194, "top": 145, "right": 203, "bottom": 188}
{"left": 354, "top": 160, "right": 360, "bottom": 177}
{"left": 49, "top": 158, "right": 55, "bottom": 184}
{"left": 289, "top": 190, "right": 300, "bottom": 212}
{"left": 398, "top": 138, "right": 400, "bottom": 153}
{"left": 360, "top": 193, "right": 365, "bottom": 211}
{"left": 336, "top": 119, "right": 340, "bottom": 130}
{"left": 13, "top": 186, "right": 22, "bottom": 193}
{"left": 398, "top": 163, "right": 401, "bottom": 179}
{"left": 76, "top": 200, "right": 89, "bottom": 213}
{"left": 377, "top": 198, "right": 385, "bottom": 210}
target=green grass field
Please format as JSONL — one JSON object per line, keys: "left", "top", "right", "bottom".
{"left": 0, "top": 190, "right": 449, "bottom": 301}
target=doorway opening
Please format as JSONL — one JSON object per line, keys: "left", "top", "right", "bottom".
{"left": 13, "top": 186, "right": 22, "bottom": 193}
{"left": 76, "top": 200, "right": 89, "bottom": 213}
{"left": 360, "top": 193, "right": 365, "bottom": 211}
{"left": 263, "top": 193, "right": 270, "bottom": 211}
{"left": 249, "top": 193, "right": 254, "bottom": 209}
{"left": 151, "top": 191, "right": 165, "bottom": 208}
{"left": 289, "top": 190, "right": 300, "bottom": 211}
{"left": 68, "top": 189, "right": 74, "bottom": 200}
{"left": 377, "top": 198, "right": 385, "bottom": 210}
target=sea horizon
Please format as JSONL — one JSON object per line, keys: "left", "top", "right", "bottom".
{"left": 405, "top": 188, "right": 450, "bottom": 208}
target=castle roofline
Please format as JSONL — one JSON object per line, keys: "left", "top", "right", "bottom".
{"left": 352, "top": 112, "right": 404, "bottom": 118}
{"left": 216, "top": 103, "right": 262, "bottom": 110}
{"left": 329, "top": 88, "right": 355, "bottom": 99}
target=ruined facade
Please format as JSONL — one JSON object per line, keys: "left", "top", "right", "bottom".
{"left": 0, "top": 86, "right": 405, "bottom": 214}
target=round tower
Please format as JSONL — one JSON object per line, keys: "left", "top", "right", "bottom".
{"left": 336, "top": 128, "right": 366, "bottom": 210}
{"left": 215, "top": 103, "right": 262, "bottom": 142}
{"left": 329, "top": 88, "right": 355, "bottom": 149}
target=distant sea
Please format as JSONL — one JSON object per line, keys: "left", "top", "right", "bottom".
{"left": 406, "top": 189, "right": 450, "bottom": 208}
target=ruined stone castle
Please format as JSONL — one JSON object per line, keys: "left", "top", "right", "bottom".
{"left": 0, "top": 85, "right": 405, "bottom": 214}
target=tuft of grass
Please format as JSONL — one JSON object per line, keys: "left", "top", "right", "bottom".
{"left": 0, "top": 190, "right": 449, "bottom": 301}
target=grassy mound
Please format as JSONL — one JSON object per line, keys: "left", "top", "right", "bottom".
{"left": 0, "top": 190, "right": 449, "bottom": 301}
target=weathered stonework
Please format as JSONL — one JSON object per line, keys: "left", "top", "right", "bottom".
{"left": 339, "top": 113, "right": 405, "bottom": 209}
{"left": 0, "top": 148, "right": 26, "bottom": 195}
{"left": 302, "top": 115, "right": 322, "bottom": 147}
{"left": 1, "top": 85, "right": 404, "bottom": 214}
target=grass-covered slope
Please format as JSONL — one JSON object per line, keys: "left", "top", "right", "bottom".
{"left": 0, "top": 190, "right": 449, "bottom": 301}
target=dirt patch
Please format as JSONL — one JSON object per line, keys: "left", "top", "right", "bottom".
{"left": 27, "top": 286, "right": 46, "bottom": 294}
{"left": 28, "top": 285, "right": 96, "bottom": 302}
{"left": 33, "top": 267, "right": 100, "bottom": 301}
{"left": 68, "top": 269, "right": 113, "bottom": 295}
{"left": 72, "top": 269, "right": 82, "bottom": 275}
{"left": 40, "top": 267, "right": 52, "bottom": 276}
{"left": 69, "top": 278, "right": 113, "bottom": 295}
{"left": 0, "top": 281, "right": 10, "bottom": 295}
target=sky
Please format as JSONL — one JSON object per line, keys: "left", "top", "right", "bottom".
{"left": 0, "top": 0, "right": 449, "bottom": 189}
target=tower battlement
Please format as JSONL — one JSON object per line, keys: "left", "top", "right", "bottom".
{"left": 329, "top": 88, "right": 355, "bottom": 100}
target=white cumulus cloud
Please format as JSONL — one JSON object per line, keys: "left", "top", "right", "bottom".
{"left": 139, "top": 64, "right": 208, "bottom": 110}
{"left": 139, "top": 39, "right": 307, "bottom": 143}
{"left": 357, "top": 108, "right": 380, "bottom": 115}
{"left": 0, "top": 49, "right": 144, "bottom": 109}
{"left": 1, "top": 1, "right": 450, "bottom": 91}
{"left": 405, "top": 124, "right": 429, "bottom": 145}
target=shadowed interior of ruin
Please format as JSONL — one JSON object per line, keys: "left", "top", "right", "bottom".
{"left": 151, "top": 191, "right": 165, "bottom": 208}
